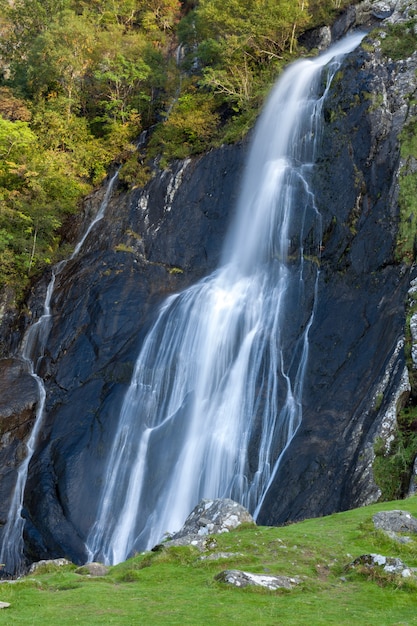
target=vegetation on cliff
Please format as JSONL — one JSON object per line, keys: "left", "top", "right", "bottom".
{"left": 0, "top": 0, "right": 354, "bottom": 299}
{"left": 1, "top": 497, "right": 417, "bottom": 624}
{"left": 366, "top": 16, "right": 417, "bottom": 502}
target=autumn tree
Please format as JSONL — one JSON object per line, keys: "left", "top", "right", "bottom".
{"left": 0, "top": 0, "right": 359, "bottom": 298}
{"left": 187, "top": 0, "right": 310, "bottom": 110}
{"left": 0, "top": 117, "right": 88, "bottom": 289}
{"left": 24, "top": 11, "right": 96, "bottom": 117}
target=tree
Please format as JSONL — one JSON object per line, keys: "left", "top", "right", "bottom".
{"left": 0, "top": 117, "right": 36, "bottom": 163}
{"left": 0, "top": 0, "right": 72, "bottom": 83}
{"left": 139, "top": 0, "right": 181, "bottom": 35}
{"left": 0, "top": 115, "right": 89, "bottom": 288}
{"left": 25, "top": 10, "right": 96, "bottom": 118}
{"left": 92, "top": 33, "right": 152, "bottom": 125}
{"left": 0, "top": 88, "right": 32, "bottom": 122}
{"left": 182, "top": 0, "right": 310, "bottom": 111}
{"left": 148, "top": 87, "right": 220, "bottom": 164}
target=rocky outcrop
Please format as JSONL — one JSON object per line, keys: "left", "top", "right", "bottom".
{"left": 156, "top": 499, "right": 255, "bottom": 550}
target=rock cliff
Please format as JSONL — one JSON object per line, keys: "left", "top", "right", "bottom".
{"left": 14, "top": 143, "right": 246, "bottom": 565}
{"left": 259, "top": 6, "right": 417, "bottom": 523}
{"left": 0, "top": 0, "right": 417, "bottom": 568}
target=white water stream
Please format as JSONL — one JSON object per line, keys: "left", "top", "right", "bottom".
{"left": 87, "top": 34, "right": 364, "bottom": 566}
{"left": 0, "top": 171, "right": 119, "bottom": 575}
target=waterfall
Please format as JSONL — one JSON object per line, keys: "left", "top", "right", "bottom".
{"left": 71, "top": 171, "right": 119, "bottom": 259}
{"left": 0, "top": 171, "right": 119, "bottom": 576}
{"left": 86, "top": 33, "right": 364, "bottom": 566}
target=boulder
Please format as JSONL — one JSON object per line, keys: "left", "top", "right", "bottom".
{"left": 373, "top": 510, "right": 417, "bottom": 534}
{"left": 171, "top": 498, "right": 255, "bottom": 538}
{"left": 75, "top": 562, "right": 109, "bottom": 577}
{"left": 348, "top": 553, "right": 417, "bottom": 578}
{"left": 158, "top": 499, "right": 255, "bottom": 550}
{"left": 29, "top": 558, "right": 72, "bottom": 573}
{"left": 215, "top": 570, "right": 300, "bottom": 590}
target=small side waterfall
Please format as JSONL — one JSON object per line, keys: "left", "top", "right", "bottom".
{"left": 0, "top": 171, "right": 119, "bottom": 576}
{"left": 87, "top": 33, "right": 364, "bottom": 566}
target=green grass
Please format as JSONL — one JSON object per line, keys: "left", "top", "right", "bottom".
{"left": 3, "top": 498, "right": 417, "bottom": 624}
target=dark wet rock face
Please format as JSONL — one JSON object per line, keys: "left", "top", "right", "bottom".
{"left": 0, "top": 359, "right": 38, "bottom": 526}
{"left": 256, "top": 36, "right": 417, "bottom": 527}
{"left": 16, "top": 144, "right": 247, "bottom": 564}
{"left": 0, "top": 12, "right": 417, "bottom": 566}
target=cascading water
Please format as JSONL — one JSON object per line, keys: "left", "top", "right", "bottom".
{"left": 86, "top": 33, "right": 364, "bottom": 566}
{"left": 0, "top": 171, "right": 119, "bottom": 576}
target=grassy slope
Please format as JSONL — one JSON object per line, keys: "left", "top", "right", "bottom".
{"left": 2, "top": 498, "right": 417, "bottom": 625}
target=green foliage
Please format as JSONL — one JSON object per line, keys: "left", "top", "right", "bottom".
{"left": 25, "top": 10, "right": 96, "bottom": 113}
{"left": 396, "top": 117, "right": 417, "bottom": 263}
{"left": 1, "top": 0, "right": 72, "bottom": 58}
{"left": 405, "top": 291, "right": 417, "bottom": 394}
{"left": 218, "top": 107, "right": 259, "bottom": 144}
{"left": 379, "top": 20, "right": 417, "bottom": 61}
{"left": 374, "top": 392, "right": 384, "bottom": 411}
{"left": 88, "top": 28, "right": 166, "bottom": 133}
{"left": 180, "top": 0, "right": 310, "bottom": 114}
{"left": 149, "top": 87, "right": 220, "bottom": 164}
{"left": 373, "top": 406, "right": 417, "bottom": 501}
{"left": 0, "top": 115, "right": 90, "bottom": 294}
{"left": 308, "top": 0, "right": 357, "bottom": 28}
{"left": 0, "top": 87, "right": 32, "bottom": 121}
{"left": 0, "top": 0, "right": 180, "bottom": 297}
{"left": 139, "top": 0, "right": 181, "bottom": 35}
{"left": 119, "top": 153, "right": 152, "bottom": 187}
{"left": 0, "top": 0, "right": 366, "bottom": 300}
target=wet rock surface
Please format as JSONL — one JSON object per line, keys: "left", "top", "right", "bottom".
{"left": 0, "top": 358, "right": 38, "bottom": 527}
{"left": 19, "top": 145, "right": 246, "bottom": 564}
{"left": 256, "top": 27, "right": 417, "bottom": 526}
